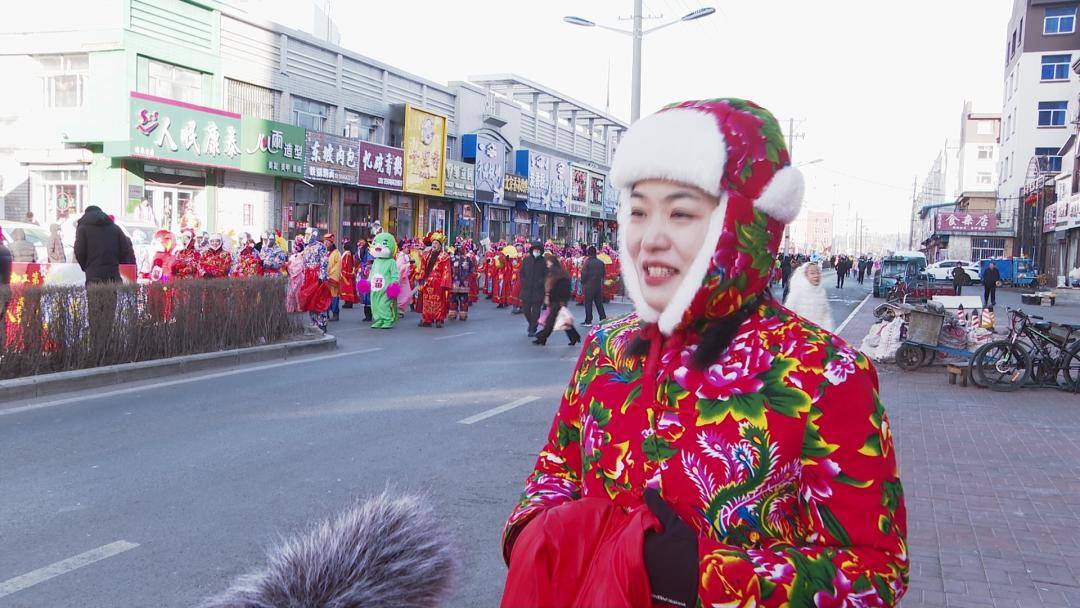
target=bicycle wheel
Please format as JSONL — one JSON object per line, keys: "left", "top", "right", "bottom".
{"left": 974, "top": 341, "right": 1030, "bottom": 392}
{"left": 1063, "top": 341, "right": 1080, "bottom": 392}
{"left": 968, "top": 342, "right": 995, "bottom": 388}
{"left": 896, "top": 344, "right": 924, "bottom": 371}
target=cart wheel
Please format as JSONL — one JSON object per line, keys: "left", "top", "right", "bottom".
{"left": 920, "top": 348, "right": 937, "bottom": 367}
{"left": 896, "top": 344, "right": 924, "bottom": 371}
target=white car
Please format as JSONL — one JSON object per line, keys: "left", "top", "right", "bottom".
{"left": 926, "top": 260, "right": 981, "bottom": 283}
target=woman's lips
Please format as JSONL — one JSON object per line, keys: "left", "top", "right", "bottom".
{"left": 641, "top": 263, "right": 679, "bottom": 287}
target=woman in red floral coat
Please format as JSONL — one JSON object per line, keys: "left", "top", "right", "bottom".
{"left": 170, "top": 229, "right": 202, "bottom": 279}
{"left": 199, "top": 233, "right": 232, "bottom": 279}
{"left": 503, "top": 99, "right": 907, "bottom": 607}
{"left": 231, "top": 234, "right": 263, "bottom": 278}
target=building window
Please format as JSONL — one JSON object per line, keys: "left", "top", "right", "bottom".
{"left": 972, "top": 238, "right": 1006, "bottom": 262}
{"left": 1041, "top": 54, "right": 1072, "bottom": 81}
{"left": 343, "top": 110, "right": 384, "bottom": 142}
{"left": 293, "top": 96, "right": 333, "bottom": 133}
{"left": 388, "top": 120, "right": 404, "bottom": 147}
{"left": 1045, "top": 7, "right": 1076, "bottom": 34}
{"left": 1038, "top": 101, "right": 1068, "bottom": 127}
{"left": 145, "top": 58, "right": 203, "bottom": 104}
{"left": 36, "top": 54, "right": 88, "bottom": 109}
{"left": 226, "top": 79, "right": 277, "bottom": 120}
{"left": 976, "top": 120, "right": 994, "bottom": 135}
{"left": 446, "top": 135, "right": 457, "bottom": 161}
{"left": 977, "top": 172, "right": 992, "bottom": 185}
{"left": 1036, "top": 147, "right": 1063, "bottom": 172}
{"left": 977, "top": 145, "right": 994, "bottom": 159}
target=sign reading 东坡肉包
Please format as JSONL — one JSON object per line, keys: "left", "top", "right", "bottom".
{"left": 357, "top": 142, "right": 404, "bottom": 191}
{"left": 130, "top": 92, "right": 242, "bottom": 169}
{"left": 403, "top": 105, "right": 447, "bottom": 196}
{"left": 240, "top": 117, "right": 306, "bottom": 178}
{"left": 444, "top": 160, "right": 475, "bottom": 200}
{"left": 304, "top": 131, "right": 360, "bottom": 185}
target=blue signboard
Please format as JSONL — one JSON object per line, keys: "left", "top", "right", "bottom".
{"left": 517, "top": 149, "right": 570, "bottom": 213}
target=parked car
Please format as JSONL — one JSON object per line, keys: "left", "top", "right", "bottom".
{"left": 926, "top": 260, "right": 981, "bottom": 284}
{"left": 0, "top": 220, "right": 53, "bottom": 263}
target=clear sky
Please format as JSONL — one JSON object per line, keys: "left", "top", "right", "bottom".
{"left": 313, "top": 1, "right": 1011, "bottom": 233}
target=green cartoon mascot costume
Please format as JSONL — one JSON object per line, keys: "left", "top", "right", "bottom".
{"left": 361, "top": 232, "right": 401, "bottom": 329}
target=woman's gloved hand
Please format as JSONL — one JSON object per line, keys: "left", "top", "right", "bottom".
{"left": 643, "top": 488, "right": 699, "bottom": 608}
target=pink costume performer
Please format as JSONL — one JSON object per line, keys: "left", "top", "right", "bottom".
{"left": 395, "top": 248, "right": 413, "bottom": 314}
{"left": 286, "top": 235, "right": 306, "bottom": 314}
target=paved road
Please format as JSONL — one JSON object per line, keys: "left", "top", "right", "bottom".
{"left": 0, "top": 298, "right": 625, "bottom": 607}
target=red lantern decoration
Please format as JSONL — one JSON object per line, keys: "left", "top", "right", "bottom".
{"left": 1025, "top": 193, "right": 1039, "bottom": 206}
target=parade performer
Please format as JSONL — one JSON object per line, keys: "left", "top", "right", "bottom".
{"left": 418, "top": 231, "right": 452, "bottom": 328}
{"left": 395, "top": 244, "right": 413, "bottom": 317}
{"left": 466, "top": 243, "right": 480, "bottom": 304}
{"left": 508, "top": 247, "right": 523, "bottom": 313}
{"left": 231, "top": 234, "right": 263, "bottom": 278}
{"left": 298, "top": 229, "right": 331, "bottom": 333}
{"left": 494, "top": 247, "right": 511, "bottom": 308}
{"left": 148, "top": 229, "right": 177, "bottom": 283}
{"left": 258, "top": 231, "right": 286, "bottom": 275}
{"left": 448, "top": 246, "right": 475, "bottom": 321}
{"left": 364, "top": 232, "right": 400, "bottom": 329}
{"left": 339, "top": 242, "right": 359, "bottom": 309}
{"left": 502, "top": 99, "right": 907, "bottom": 608}
{"left": 199, "top": 233, "right": 232, "bottom": 279}
{"left": 324, "top": 233, "right": 342, "bottom": 322}
{"left": 355, "top": 238, "right": 375, "bottom": 322}
{"left": 171, "top": 228, "right": 202, "bottom": 279}
{"left": 285, "top": 236, "right": 305, "bottom": 314}
{"left": 482, "top": 247, "right": 495, "bottom": 298}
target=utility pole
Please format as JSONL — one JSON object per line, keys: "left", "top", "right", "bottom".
{"left": 631, "top": 0, "right": 643, "bottom": 122}
{"left": 907, "top": 177, "right": 917, "bottom": 250}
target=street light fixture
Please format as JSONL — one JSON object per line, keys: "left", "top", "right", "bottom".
{"left": 564, "top": 3, "right": 716, "bottom": 122}
{"left": 795, "top": 158, "right": 824, "bottom": 168}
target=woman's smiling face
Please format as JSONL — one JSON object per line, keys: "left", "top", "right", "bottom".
{"left": 624, "top": 180, "right": 721, "bottom": 312}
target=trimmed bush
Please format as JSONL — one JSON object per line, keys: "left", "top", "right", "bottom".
{"left": 0, "top": 276, "right": 302, "bottom": 380}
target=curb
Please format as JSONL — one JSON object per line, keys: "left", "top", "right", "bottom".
{"left": 0, "top": 333, "right": 337, "bottom": 403}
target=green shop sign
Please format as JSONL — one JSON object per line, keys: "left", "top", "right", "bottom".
{"left": 130, "top": 91, "right": 242, "bottom": 169}
{"left": 240, "top": 117, "right": 306, "bottom": 178}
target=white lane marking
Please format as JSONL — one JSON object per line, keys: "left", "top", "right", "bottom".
{"left": 0, "top": 348, "right": 382, "bottom": 417}
{"left": 836, "top": 294, "right": 872, "bottom": 335}
{"left": 0, "top": 540, "right": 139, "bottom": 598}
{"left": 457, "top": 395, "right": 540, "bottom": 425}
{"left": 433, "top": 331, "right": 475, "bottom": 341}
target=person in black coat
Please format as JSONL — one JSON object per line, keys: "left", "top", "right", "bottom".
{"left": 982, "top": 262, "right": 1001, "bottom": 307}
{"left": 580, "top": 245, "right": 607, "bottom": 326}
{"left": 533, "top": 253, "right": 581, "bottom": 346}
{"left": 74, "top": 205, "right": 135, "bottom": 284}
{"left": 0, "top": 231, "right": 12, "bottom": 319}
{"left": 519, "top": 241, "right": 547, "bottom": 337}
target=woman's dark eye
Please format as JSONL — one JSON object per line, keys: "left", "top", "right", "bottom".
{"left": 672, "top": 211, "right": 695, "bottom": 219}
{"left": 630, "top": 209, "right": 646, "bottom": 218}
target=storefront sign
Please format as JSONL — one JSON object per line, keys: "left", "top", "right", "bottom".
{"left": 241, "top": 118, "right": 306, "bottom": 178}
{"left": 603, "top": 180, "right": 620, "bottom": 219}
{"left": 587, "top": 173, "right": 605, "bottom": 218}
{"left": 127, "top": 184, "right": 144, "bottom": 201}
{"left": 1044, "top": 203, "right": 1059, "bottom": 233}
{"left": 504, "top": 174, "right": 529, "bottom": 202}
{"left": 357, "top": 142, "right": 404, "bottom": 190}
{"left": 474, "top": 133, "right": 506, "bottom": 206}
{"left": 1069, "top": 196, "right": 1080, "bottom": 222}
{"left": 568, "top": 165, "right": 589, "bottom": 216}
{"left": 444, "top": 160, "right": 475, "bottom": 200}
{"left": 519, "top": 149, "right": 565, "bottom": 212}
{"left": 130, "top": 92, "right": 242, "bottom": 169}
{"left": 403, "top": 105, "right": 447, "bottom": 196}
{"left": 304, "top": 132, "right": 360, "bottom": 184}
{"left": 935, "top": 211, "right": 997, "bottom": 233}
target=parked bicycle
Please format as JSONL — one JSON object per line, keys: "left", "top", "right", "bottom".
{"left": 970, "top": 307, "right": 1080, "bottom": 392}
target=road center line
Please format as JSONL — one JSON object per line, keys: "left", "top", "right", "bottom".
{"left": 0, "top": 540, "right": 139, "bottom": 598}
{"left": 0, "top": 348, "right": 382, "bottom": 417}
{"left": 457, "top": 395, "right": 540, "bottom": 425}
{"left": 836, "top": 293, "right": 872, "bottom": 335}
{"left": 433, "top": 331, "right": 475, "bottom": 341}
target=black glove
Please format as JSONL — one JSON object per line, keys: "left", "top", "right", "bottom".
{"left": 643, "top": 488, "right": 699, "bottom": 608}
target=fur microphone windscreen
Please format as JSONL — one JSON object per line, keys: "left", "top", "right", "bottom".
{"left": 201, "top": 492, "right": 457, "bottom": 608}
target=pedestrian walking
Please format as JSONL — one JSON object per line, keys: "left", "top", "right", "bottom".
{"left": 982, "top": 261, "right": 1001, "bottom": 307}
{"left": 857, "top": 256, "right": 867, "bottom": 284}
{"left": 951, "top": 264, "right": 966, "bottom": 296}
{"left": 784, "top": 261, "right": 834, "bottom": 330}
{"left": 46, "top": 223, "right": 66, "bottom": 263}
{"left": 532, "top": 252, "right": 580, "bottom": 346}
{"left": 836, "top": 255, "right": 848, "bottom": 288}
{"left": 8, "top": 228, "right": 37, "bottom": 263}
{"left": 580, "top": 245, "right": 607, "bottom": 327}
{"left": 520, "top": 241, "right": 546, "bottom": 336}
{"left": 325, "top": 234, "right": 341, "bottom": 322}
{"left": 502, "top": 99, "right": 906, "bottom": 608}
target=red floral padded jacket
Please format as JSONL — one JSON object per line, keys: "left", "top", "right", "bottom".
{"left": 503, "top": 199, "right": 908, "bottom": 606}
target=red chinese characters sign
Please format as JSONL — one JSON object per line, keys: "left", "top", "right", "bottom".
{"left": 935, "top": 211, "right": 996, "bottom": 233}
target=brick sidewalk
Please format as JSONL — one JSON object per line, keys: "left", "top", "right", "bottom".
{"left": 840, "top": 292, "right": 1080, "bottom": 607}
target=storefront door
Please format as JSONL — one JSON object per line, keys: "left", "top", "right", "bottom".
{"left": 144, "top": 185, "right": 206, "bottom": 234}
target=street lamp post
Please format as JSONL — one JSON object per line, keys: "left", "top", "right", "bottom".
{"left": 564, "top": 5, "right": 716, "bottom": 122}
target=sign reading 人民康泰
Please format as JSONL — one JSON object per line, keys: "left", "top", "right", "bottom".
{"left": 130, "top": 92, "right": 242, "bottom": 169}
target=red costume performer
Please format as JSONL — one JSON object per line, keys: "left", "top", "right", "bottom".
{"left": 199, "top": 233, "right": 232, "bottom": 279}
{"left": 231, "top": 241, "right": 263, "bottom": 277}
{"left": 418, "top": 232, "right": 453, "bottom": 327}
{"left": 149, "top": 230, "right": 177, "bottom": 283}
{"left": 170, "top": 228, "right": 202, "bottom": 279}
{"left": 340, "top": 248, "right": 359, "bottom": 305}
{"left": 508, "top": 253, "right": 523, "bottom": 309}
